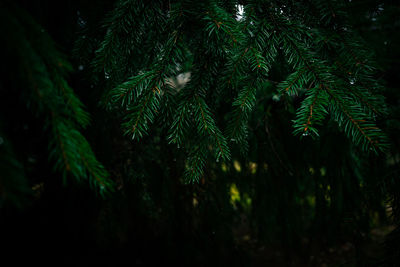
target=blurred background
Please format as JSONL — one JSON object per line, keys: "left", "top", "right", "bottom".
{"left": 0, "top": 0, "right": 399, "bottom": 266}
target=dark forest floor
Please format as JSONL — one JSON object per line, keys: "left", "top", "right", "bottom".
{"left": 234, "top": 225, "right": 395, "bottom": 266}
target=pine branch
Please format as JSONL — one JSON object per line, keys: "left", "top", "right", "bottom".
{"left": 123, "top": 86, "right": 161, "bottom": 140}
{"left": 194, "top": 95, "right": 230, "bottom": 161}
{"left": 51, "top": 118, "right": 114, "bottom": 194}
{"left": 325, "top": 87, "right": 389, "bottom": 153}
{"left": 1, "top": 6, "right": 114, "bottom": 194}
{"left": 167, "top": 100, "right": 191, "bottom": 146}
{"left": 0, "top": 130, "right": 31, "bottom": 208}
{"left": 226, "top": 84, "right": 257, "bottom": 147}
{"left": 109, "top": 70, "right": 159, "bottom": 108}
{"left": 293, "top": 85, "right": 329, "bottom": 137}
{"left": 184, "top": 142, "right": 207, "bottom": 184}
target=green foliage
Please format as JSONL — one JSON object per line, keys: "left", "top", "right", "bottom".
{"left": 0, "top": 4, "right": 113, "bottom": 196}
{"left": 87, "top": 0, "right": 390, "bottom": 183}
{"left": 0, "top": 128, "right": 31, "bottom": 208}
{"left": 1, "top": 0, "right": 399, "bottom": 265}
{"left": 50, "top": 119, "right": 113, "bottom": 192}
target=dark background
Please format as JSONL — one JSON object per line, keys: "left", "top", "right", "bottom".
{"left": 0, "top": 0, "right": 399, "bottom": 266}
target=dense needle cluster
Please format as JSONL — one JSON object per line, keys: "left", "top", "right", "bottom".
{"left": 1, "top": 1, "right": 399, "bottom": 265}
{"left": 89, "top": 0, "right": 388, "bottom": 183}
{"left": 0, "top": 0, "right": 390, "bottom": 189}
{"left": 1, "top": 4, "right": 113, "bottom": 195}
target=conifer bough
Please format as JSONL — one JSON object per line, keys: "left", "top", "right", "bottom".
{"left": 2, "top": 4, "right": 114, "bottom": 195}
{"left": 91, "top": 0, "right": 389, "bottom": 184}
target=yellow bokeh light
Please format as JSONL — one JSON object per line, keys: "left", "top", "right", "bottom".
{"left": 233, "top": 160, "right": 241, "bottom": 172}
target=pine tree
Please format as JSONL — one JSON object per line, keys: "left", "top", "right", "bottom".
{"left": 1, "top": 0, "right": 399, "bottom": 265}
{"left": 0, "top": 3, "right": 114, "bottom": 199}
{"left": 81, "top": 0, "right": 389, "bottom": 184}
